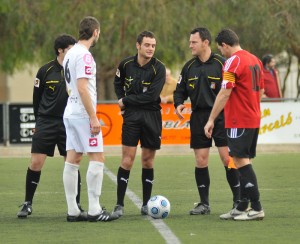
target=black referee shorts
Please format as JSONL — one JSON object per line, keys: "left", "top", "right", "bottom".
{"left": 122, "top": 109, "right": 162, "bottom": 150}
{"left": 190, "top": 110, "right": 227, "bottom": 149}
{"left": 31, "top": 116, "right": 66, "bottom": 157}
{"left": 227, "top": 128, "right": 259, "bottom": 159}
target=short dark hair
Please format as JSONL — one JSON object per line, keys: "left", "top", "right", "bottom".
{"left": 78, "top": 16, "right": 100, "bottom": 40}
{"left": 136, "top": 31, "right": 155, "bottom": 45}
{"left": 54, "top": 34, "right": 76, "bottom": 56}
{"left": 190, "top": 27, "right": 211, "bottom": 45}
{"left": 262, "top": 54, "right": 274, "bottom": 66}
{"left": 215, "top": 28, "right": 239, "bottom": 47}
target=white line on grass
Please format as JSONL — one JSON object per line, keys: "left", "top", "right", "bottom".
{"left": 104, "top": 167, "right": 181, "bottom": 244}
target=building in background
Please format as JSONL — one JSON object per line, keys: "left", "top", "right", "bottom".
{"left": 0, "top": 65, "right": 38, "bottom": 103}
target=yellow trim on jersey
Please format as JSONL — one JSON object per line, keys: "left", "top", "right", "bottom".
{"left": 187, "top": 59, "right": 196, "bottom": 69}
{"left": 123, "top": 59, "right": 134, "bottom": 68}
{"left": 45, "top": 65, "right": 54, "bottom": 74}
{"left": 151, "top": 64, "right": 156, "bottom": 75}
{"left": 223, "top": 72, "right": 236, "bottom": 83}
{"left": 213, "top": 57, "right": 224, "bottom": 67}
{"left": 46, "top": 80, "right": 59, "bottom": 84}
{"left": 207, "top": 76, "right": 220, "bottom": 80}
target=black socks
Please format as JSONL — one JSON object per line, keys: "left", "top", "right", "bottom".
{"left": 25, "top": 167, "right": 41, "bottom": 203}
{"left": 195, "top": 167, "right": 210, "bottom": 205}
{"left": 116, "top": 167, "right": 130, "bottom": 206}
{"left": 237, "top": 164, "right": 262, "bottom": 211}
{"left": 142, "top": 168, "right": 154, "bottom": 206}
{"left": 225, "top": 166, "right": 241, "bottom": 204}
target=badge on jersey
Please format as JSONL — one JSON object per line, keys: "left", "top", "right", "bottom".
{"left": 210, "top": 82, "right": 216, "bottom": 89}
{"left": 85, "top": 66, "right": 92, "bottom": 75}
{"left": 89, "top": 138, "right": 98, "bottom": 147}
{"left": 83, "top": 54, "right": 93, "bottom": 65}
{"left": 177, "top": 75, "right": 182, "bottom": 84}
{"left": 34, "top": 78, "right": 40, "bottom": 87}
{"left": 116, "top": 68, "right": 120, "bottom": 78}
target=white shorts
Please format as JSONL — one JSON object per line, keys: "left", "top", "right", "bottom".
{"left": 64, "top": 118, "right": 104, "bottom": 153}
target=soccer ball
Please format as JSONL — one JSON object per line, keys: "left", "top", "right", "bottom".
{"left": 147, "top": 195, "right": 171, "bottom": 219}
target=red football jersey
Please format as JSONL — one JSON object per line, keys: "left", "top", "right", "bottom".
{"left": 222, "top": 50, "right": 264, "bottom": 128}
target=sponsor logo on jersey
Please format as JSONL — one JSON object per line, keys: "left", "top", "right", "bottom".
{"left": 83, "top": 54, "right": 93, "bottom": 65}
{"left": 34, "top": 78, "right": 40, "bottom": 87}
{"left": 89, "top": 138, "right": 98, "bottom": 147}
{"left": 85, "top": 66, "right": 92, "bottom": 75}
{"left": 189, "top": 83, "right": 195, "bottom": 89}
{"left": 116, "top": 68, "right": 120, "bottom": 77}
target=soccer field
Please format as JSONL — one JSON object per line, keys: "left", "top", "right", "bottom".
{"left": 1, "top": 153, "right": 300, "bottom": 243}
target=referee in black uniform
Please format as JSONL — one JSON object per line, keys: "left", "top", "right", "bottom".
{"left": 174, "top": 27, "right": 240, "bottom": 215}
{"left": 17, "top": 34, "right": 83, "bottom": 218}
{"left": 112, "top": 31, "right": 166, "bottom": 217}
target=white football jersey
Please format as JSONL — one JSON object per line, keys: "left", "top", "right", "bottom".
{"left": 63, "top": 43, "right": 97, "bottom": 119}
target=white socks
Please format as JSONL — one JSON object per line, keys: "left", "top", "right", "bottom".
{"left": 86, "top": 161, "right": 104, "bottom": 216}
{"left": 63, "top": 162, "right": 80, "bottom": 216}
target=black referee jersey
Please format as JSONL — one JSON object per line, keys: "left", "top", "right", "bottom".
{"left": 174, "top": 53, "right": 225, "bottom": 111}
{"left": 33, "top": 59, "right": 68, "bottom": 118}
{"left": 114, "top": 54, "right": 166, "bottom": 111}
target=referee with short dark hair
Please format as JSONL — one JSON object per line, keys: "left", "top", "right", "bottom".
{"left": 174, "top": 27, "right": 240, "bottom": 215}
{"left": 112, "top": 31, "right": 166, "bottom": 217}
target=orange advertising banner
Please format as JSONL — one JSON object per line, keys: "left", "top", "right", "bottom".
{"left": 96, "top": 103, "right": 191, "bottom": 145}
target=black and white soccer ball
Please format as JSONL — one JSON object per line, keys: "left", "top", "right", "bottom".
{"left": 147, "top": 195, "right": 171, "bottom": 219}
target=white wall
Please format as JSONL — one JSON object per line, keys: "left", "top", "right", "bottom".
{"left": 6, "top": 65, "right": 39, "bottom": 103}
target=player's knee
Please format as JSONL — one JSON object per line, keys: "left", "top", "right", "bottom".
{"left": 121, "top": 159, "right": 133, "bottom": 170}
{"left": 121, "top": 153, "right": 135, "bottom": 169}
{"left": 30, "top": 154, "right": 46, "bottom": 170}
{"left": 142, "top": 161, "right": 153, "bottom": 169}
{"left": 89, "top": 154, "right": 105, "bottom": 163}
{"left": 141, "top": 157, "right": 154, "bottom": 168}
{"left": 195, "top": 155, "right": 209, "bottom": 167}
{"left": 30, "top": 160, "right": 43, "bottom": 171}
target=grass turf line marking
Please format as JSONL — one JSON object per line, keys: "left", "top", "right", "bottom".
{"left": 104, "top": 166, "right": 181, "bottom": 244}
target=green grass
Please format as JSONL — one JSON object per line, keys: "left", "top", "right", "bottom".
{"left": 1, "top": 153, "right": 300, "bottom": 243}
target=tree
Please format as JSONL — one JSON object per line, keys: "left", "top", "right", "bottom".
{"left": 0, "top": 0, "right": 213, "bottom": 100}
{"left": 208, "top": 0, "right": 300, "bottom": 98}
{"left": 1, "top": 0, "right": 299, "bottom": 99}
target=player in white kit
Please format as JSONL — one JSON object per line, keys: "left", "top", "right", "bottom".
{"left": 63, "top": 16, "right": 119, "bottom": 222}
